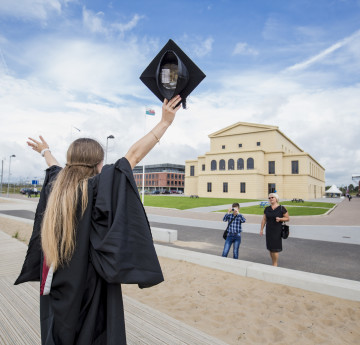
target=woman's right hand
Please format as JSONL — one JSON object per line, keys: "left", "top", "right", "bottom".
{"left": 161, "top": 96, "right": 182, "bottom": 127}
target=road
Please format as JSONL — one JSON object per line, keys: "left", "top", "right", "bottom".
{"left": 1, "top": 195, "right": 359, "bottom": 281}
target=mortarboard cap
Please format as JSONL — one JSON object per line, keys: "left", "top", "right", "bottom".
{"left": 140, "top": 39, "right": 206, "bottom": 108}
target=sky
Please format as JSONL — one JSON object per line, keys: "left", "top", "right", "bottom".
{"left": 0, "top": 0, "right": 360, "bottom": 187}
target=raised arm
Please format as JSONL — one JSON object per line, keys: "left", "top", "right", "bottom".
{"left": 125, "top": 96, "right": 182, "bottom": 169}
{"left": 27, "top": 135, "right": 60, "bottom": 167}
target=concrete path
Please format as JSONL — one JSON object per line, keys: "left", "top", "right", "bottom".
{"left": 1, "top": 196, "right": 359, "bottom": 281}
{"left": 144, "top": 196, "right": 360, "bottom": 226}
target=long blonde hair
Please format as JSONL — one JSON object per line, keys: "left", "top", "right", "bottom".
{"left": 41, "top": 138, "right": 104, "bottom": 270}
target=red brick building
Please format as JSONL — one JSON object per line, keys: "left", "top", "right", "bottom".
{"left": 133, "top": 163, "right": 185, "bottom": 193}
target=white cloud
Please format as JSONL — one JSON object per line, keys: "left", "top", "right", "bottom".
{"left": 82, "top": 9, "right": 144, "bottom": 37}
{"left": 111, "top": 14, "right": 144, "bottom": 36}
{"left": 262, "top": 16, "right": 285, "bottom": 41}
{"left": 179, "top": 35, "right": 214, "bottom": 58}
{"left": 1, "top": 10, "right": 359, "bottom": 188}
{"left": 82, "top": 8, "right": 107, "bottom": 34}
{"left": 0, "top": 0, "right": 62, "bottom": 22}
{"left": 286, "top": 28, "right": 360, "bottom": 72}
{"left": 18, "top": 37, "right": 150, "bottom": 103}
{"left": 232, "top": 42, "right": 258, "bottom": 56}
{"left": 193, "top": 37, "right": 214, "bottom": 57}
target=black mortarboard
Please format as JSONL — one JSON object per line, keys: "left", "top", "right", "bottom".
{"left": 140, "top": 39, "right": 206, "bottom": 108}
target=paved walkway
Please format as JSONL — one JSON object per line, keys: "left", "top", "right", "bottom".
{"left": 1, "top": 196, "right": 359, "bottom": 280}
{"left": 144, "top": 197, "right": 359, "bottom": 226}
{"left": 0, "top": 231, "right": 227, "bottom": 345}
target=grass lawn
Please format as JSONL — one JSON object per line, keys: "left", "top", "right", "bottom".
{"left": 280, "top": 201, "right": 335, "bottom": 208}
{"left": 232, "top": 205, "right": 331, "bottom": 216}
{"left": 143, "top": 196, "right": 261, "bottom": 210}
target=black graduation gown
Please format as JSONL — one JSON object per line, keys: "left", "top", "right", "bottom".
{"left": 15, "top": 157, "right": 164, "bottom": 345}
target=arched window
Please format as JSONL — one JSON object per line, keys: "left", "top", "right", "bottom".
{"left": 219, "top": 159, "right": 225, "bottom": 170}
{"left": 237, "top": 158, "right": 244, "bottom": 170}
{"left": 228, "top": 159, "right": 234, "bottom": 170}
{"left": 211, "top": 160, "right": 217, "bottom": 171}
{"left": 247, "top": 157, "right": 254, "bottom": 170}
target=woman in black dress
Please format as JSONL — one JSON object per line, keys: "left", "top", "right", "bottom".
{"left": 260, "top": 193, "right": 289, "bottom": 266}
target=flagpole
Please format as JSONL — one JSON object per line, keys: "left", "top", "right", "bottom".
{"left": 141, "top": 111, "right": 146, "bottom": 204}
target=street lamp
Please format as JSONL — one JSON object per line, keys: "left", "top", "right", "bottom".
{"left": 105, "top": 135, "right": 115, "bottom": 164}
{"left": 0, "top": 158, "right": 5, "bottom": 195}
{"left": 6, "top": 154, "right": 16, "bottom": 197}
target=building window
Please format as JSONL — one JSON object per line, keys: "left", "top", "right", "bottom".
{"left": 257, "top": 142, "right": 261, "bottom": 146}
{"left": 268, "top": 183, "right": 276, "bottom": 194}
{"left": 238, "top": 143, "right": 242, "bottom": 148}
{"left": 211, "top": 160, "right": 217, "bottom": 171}
{"left": 268, "top": 161, "right": 275, "bottom": 174}
{"left": 247, "top": 158, "right": 254, "bottom": 170}
{"left": 223, "top": 182, "right": 228, "bottom": 193}
{"left": 228, "top": 159, "right": 234, "bottom": 170}
{"left": 202, "top": 164, "right": 205, "bottom": 171}
{"left": 222, "top": 145, "right": 225, "bottom": 149}
{"left": 237, "top": 158, "right": 244, "bottom": 170}
{"left": 292, "top": 160, "right": 299, "bottom": 174}
{"left": 219, "top": 159, "right": 225, "bottom": 170}
{"left": 171, "top": 181, "right": 174, "bottom": 185}
{"left": 190, "top": 166, "right": 195, "bottom": 176}
{"left": 167, "top": 173, "right": 170, "bottom": 178}
{"left": 240, "top": 182, "right": 246, "bottom": 193}
{"left": 167, "top": 181, "right": 170, "bottom": 185}
{"left": 207, "top": 182, "right": 212, "bottom": 192}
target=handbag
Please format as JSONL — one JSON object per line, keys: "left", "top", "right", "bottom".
{"left": 281, "top": 223, "right": 289, "bottom": 239}
{"left": 280, "top": 205, "right": 289, "bottom": 239}
{"left": 223, "top": 215, "right": 237, "bottom": 240}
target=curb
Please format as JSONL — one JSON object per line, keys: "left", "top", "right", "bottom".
{"left": 155, "top": 244, "right": 360, "bottom": 301}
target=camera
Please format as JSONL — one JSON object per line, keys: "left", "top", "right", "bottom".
{"left": 231, "top": 208, "right": 235, "bottom": 211}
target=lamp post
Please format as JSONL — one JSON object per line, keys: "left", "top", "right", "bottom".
{"left": 6, "top": 154, "right": 16, "bottom": 197}
{"left": 105, "top": 135, "right": 114, "bottom": 164}
{"left": 0, "top": 158, "right": 4, "bottom": 195}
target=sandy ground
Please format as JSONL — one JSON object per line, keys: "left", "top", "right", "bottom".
{"left": 2, "top": 215, "right": 359, "bottom": 345}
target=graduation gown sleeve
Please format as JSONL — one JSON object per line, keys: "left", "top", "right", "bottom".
{"left": 14, "top": 165, "right": 62, "bottom": 285}
{"left": 90, "top": 157, "right": 164, "bottom": 288}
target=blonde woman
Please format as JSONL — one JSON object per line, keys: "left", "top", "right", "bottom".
{"left": 15, "top": 96, "right": 182, "bottom": 345}
{"left": 260, "top": 193, "right": 289, "bottom": 266}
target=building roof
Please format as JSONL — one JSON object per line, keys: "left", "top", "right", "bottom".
{"left": 133, "top": 163, "right": 185, "bottom": 174}
{"left": 209, "top": 122, "right": 278, "bottom": 137}
{"left": 206, "top": 121, "right": 325, "bottom": 170}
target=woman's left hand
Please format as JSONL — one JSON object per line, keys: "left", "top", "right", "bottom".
{"left": 275, "top": 217, "right": 281, "bottom": 222}
{"left": 27, "top": 135, "right": 49, "bottom": 154}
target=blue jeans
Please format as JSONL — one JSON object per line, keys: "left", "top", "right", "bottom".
{"left": 222, "top": 233, "right": 241, "bottom": 259}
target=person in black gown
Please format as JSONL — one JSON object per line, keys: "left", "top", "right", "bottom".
{"left": 15, "top": 96, "right": 182, "bottom": 345}
{"left": 259, "top": 193, "right": 290, "bottom": 266}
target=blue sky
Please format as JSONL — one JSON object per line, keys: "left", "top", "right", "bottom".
{"left": 0, "top": 0, "right": 360, "bottom": 189}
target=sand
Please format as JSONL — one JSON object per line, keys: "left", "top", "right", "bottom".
{"left": 2, "top": 215, "right": 360, "bottom": 345}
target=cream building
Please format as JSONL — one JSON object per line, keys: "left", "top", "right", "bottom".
{"left": 185, "top": 122, "right": 325, "bottom": 200}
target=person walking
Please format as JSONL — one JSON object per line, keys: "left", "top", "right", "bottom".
{"left": 260, "top": 193, "right": 289, "bottom": 266}
{"left": 222, "top": 203, "right": 246, "bottom": 259}
{"left": 15, "top": 96, "right": 182, "bottom": 345}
